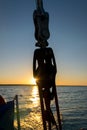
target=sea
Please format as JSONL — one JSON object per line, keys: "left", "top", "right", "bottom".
{"left": 0, "top": 85, "right": 87, "bottom": 130}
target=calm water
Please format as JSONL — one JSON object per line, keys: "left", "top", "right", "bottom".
{"left": 0, "top": 85, "right": 87, "bottom": 130}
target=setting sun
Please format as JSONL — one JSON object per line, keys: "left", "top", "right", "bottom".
{"left": 31, "top": 77, "right": 36, "bottom": 85}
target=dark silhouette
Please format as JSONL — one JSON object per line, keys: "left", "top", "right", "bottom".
{"left": 33, "top": 47, "right": 57, "bottom": 90}
{"left": 33, "top": 47, "right": 57, "bottom": 127}
{"left": 33, "top": 0, "right": 50, "bottom": 47}
{"left": 44, "top": 47, "right": 57, "bottom": 99}
{"left": 33, "top": 1, "right": 62, "bottom": 129}
{"left": 0, "top": 95, "right": 6, "bottom": 105}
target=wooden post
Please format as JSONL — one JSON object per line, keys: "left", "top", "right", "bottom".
{"left": 15, "top": 95, "right": 21, "bottom": 130}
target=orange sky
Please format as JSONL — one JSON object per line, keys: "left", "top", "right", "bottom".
{"left": 0, "top": 72, "right": 87, "bottom": 86}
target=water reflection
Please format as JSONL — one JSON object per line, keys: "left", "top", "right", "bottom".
{"left": 31, "top": 86, "right": 39, "bottom": 107}
{"left": 32, "top": 86, "right": 38, "bottom": 96}
{"left": 14, "top": 86, "right": 42, "bottom": 130}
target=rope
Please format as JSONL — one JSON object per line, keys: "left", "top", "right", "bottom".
{"left": 36, "top": 0, "right": 44, "bottom": 12}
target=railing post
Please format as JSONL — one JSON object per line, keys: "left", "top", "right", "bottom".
{"left": 15, "top": 95, "right": 21, "bottom": 130}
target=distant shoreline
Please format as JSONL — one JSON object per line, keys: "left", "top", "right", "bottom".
{"left": 0, "top": 84, "right": 87, "bottom": 87}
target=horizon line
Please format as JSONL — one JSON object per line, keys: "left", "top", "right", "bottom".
{"left": 0, "top": 84, "right": 87, "bottom": 87}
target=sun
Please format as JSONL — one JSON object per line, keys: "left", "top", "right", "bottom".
{"left": 31, "top": 77, "right": 36, "bottom": 85}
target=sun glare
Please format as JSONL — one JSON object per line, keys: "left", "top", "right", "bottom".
{"left": 31, "top": 77, "right": 36, "bottom": 85}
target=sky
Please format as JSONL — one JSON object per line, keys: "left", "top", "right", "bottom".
{"left": 0, "top": 0, "right": 87, "bottom": 85}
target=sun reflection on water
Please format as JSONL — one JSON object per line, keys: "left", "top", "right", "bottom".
{"left": 31, "top": 85, "right": 39, "bottom": 107}
{"left": 32, "top": 85, "right": 38, "bottom": 96}
{"left": 14, "top": 85, "right": 43, "bottom": 130}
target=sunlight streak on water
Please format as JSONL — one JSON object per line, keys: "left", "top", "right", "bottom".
{"left": 31, "top": 86, "right": 39, "bottom": 106}
{"left": 16, "top": 86, "right": 42, "bottom": 130}
{"left": 0, "top": 86, "right": 87, "bottom": 130}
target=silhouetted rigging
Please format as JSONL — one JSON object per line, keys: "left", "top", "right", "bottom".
{"left": 33, "top": 0, "right": 62, "bottom": 130}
